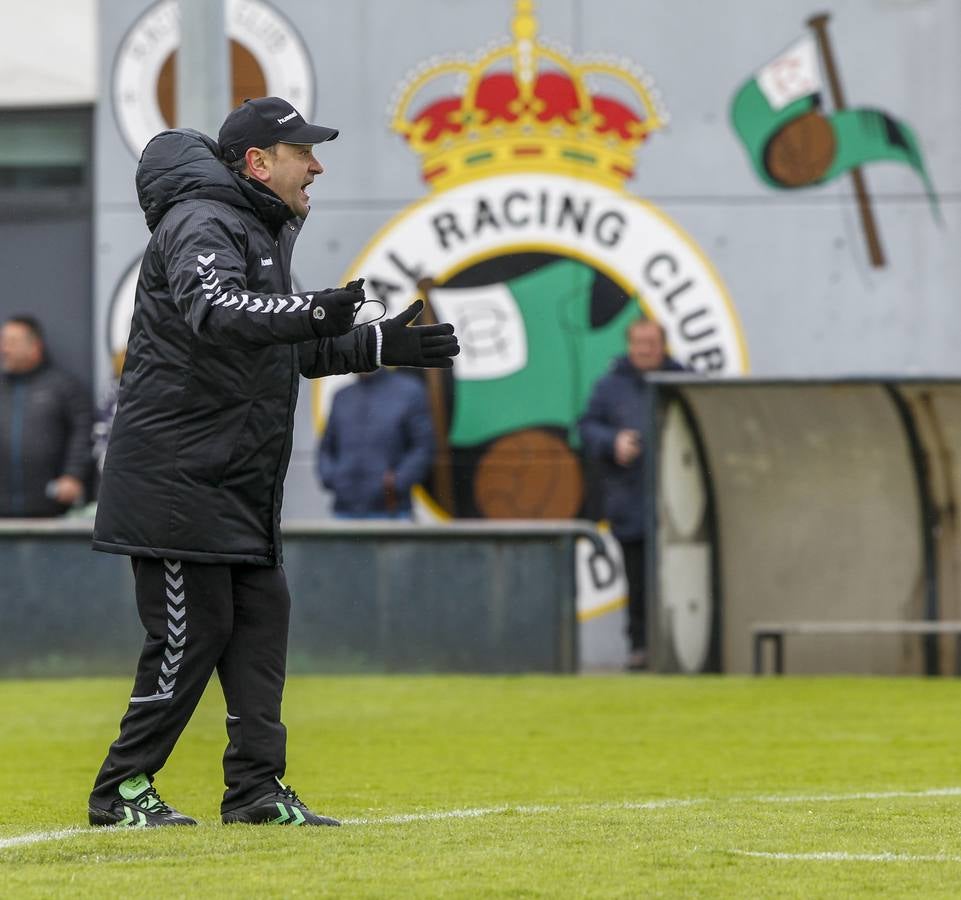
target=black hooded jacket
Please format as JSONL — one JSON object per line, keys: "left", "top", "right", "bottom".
{"left": 92, "top": 129, "right": 376, "bottom": 564}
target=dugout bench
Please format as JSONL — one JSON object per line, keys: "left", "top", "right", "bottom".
{"left": 643, "top": 376, "right": 961, "bottom": 676}
{"left": 751, "top": 621, "right": 961, "bottom": 675}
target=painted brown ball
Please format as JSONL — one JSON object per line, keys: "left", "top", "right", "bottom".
{"left": 765, "top": 111, "right": 836, "bottom": 187}
{"left": 474, "top": 429, "right": 583, "bottom": 519}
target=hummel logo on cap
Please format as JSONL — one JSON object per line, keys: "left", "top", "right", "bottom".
{"left": 218, "top": 97, "right": 339, "bottom": 162}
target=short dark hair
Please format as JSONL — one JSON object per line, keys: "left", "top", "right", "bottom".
{"left": 224, "top": 143, "right": 277, "bottom": 175}
{"left": 4, "top": 315, "right": 44, "bottom": 343}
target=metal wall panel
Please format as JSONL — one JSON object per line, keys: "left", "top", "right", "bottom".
{"left": 0, "top": 522, "right": 585, "bottom": 676}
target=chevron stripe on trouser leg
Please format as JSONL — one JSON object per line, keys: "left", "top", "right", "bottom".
{"left": 90, "top": 558, "right": 236, "bottom": 805}
{"left": 217, "top": 564, "right": 290, "bottom": 813}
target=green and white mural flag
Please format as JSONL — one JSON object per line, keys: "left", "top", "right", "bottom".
{"left": 430, "top": 259, "right": 640, "bottom": 449}
{"left": 730, "top": 35, "right": 938, "bottom": 216}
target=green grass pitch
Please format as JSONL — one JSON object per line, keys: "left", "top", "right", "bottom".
{"left": 3, "top": 674, "right": 961, "bottom": 897}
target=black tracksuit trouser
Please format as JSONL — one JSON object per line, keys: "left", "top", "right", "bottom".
{"left": 619, "top": 538, "right": 647, "bottom": 652}
{"left": 90, "top": 557, "right": 290, "bottom": 814}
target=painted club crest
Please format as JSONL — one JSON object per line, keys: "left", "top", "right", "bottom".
{"left": 113, "top": 0, "right": 313, "bottom": 157}
{"left": 329, "top": 0, "right": 748, "bottom": 523}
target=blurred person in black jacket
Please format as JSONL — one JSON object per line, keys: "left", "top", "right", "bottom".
{"left": 0, "top": 315, "right": 92, "bottom": 516}
{"left": 579, "top": 319, "right": 685, "bottom": 672}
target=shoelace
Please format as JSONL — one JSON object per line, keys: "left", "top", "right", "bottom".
{"left": 135, "top": 786, "right": 173, "bottom": 814}
{"left": 278, "top": 784, "right": 306, "bottom": 809}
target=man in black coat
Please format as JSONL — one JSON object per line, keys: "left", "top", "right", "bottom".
{"left": 579, "top": 319, "right": 684, "bottom": 672}
{"left": 88, "top": 98, "right": 459, "bottom": 828}
{"left": 0, "top": 316, "right": 91, "bottom": 516}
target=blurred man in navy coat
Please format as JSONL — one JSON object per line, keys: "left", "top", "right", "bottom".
{"left": 579, "top": 319, "right": 685, "bottom": 671}
{"left": 318, "top": 369, "right": 435, "bottom": 519}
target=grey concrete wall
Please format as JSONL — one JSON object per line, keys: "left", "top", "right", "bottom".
{"left": 93, "top": 0, "right": 961, "bottom": 669}
{"left": 95, "top": 0, "right": 961, "bottom": 461}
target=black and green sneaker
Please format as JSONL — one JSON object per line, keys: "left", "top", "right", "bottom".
{"left": 88, "top": 773, "right": 197, "bottom": 827}
{"left": 222, "top": 778, "right": 340, "bottom": 826}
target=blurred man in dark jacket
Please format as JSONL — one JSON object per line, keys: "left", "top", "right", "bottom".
{"left": 0, "top": 315, "right": 92, "bottom": 516}
{"left": 318, "top": 369, "right": 434, "bottom": 519}
{"left": 579, "top": 318, "right": 685, "bottom": 671}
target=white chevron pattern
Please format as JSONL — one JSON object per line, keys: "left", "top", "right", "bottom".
{"left": 195, "top": 245, "right": 318, "bottom": 314}
{"left": 203, "top": 283, "right": 315, "bottom": 315}
{"left": 130, "top": 559, "right": 186, "bottom": 704}
{"left": 197, "top": 252, "right": 223, "bottom": 301}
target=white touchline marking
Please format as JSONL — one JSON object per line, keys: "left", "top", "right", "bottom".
{"left": 3, "top": 786, "right": 961, "bottom": 848}
{"left": 750, "top": 787, "right": 961, "bottom": 804}
{"left": 611, "top": 799, "right": 704, "bottom": 811}
{"left": 342, "top": 789, "right": 961, "bottom": 826}
{"left": 0, "top": 828, "right": 84, "bottom": 849}
{"left": 344, "top": 805, "right": 508, "bottom": 825}
{"left": 341, "top": 798, "right": 702, "bottom": 825}
{"left": 730, "top": 849, "right": 961, "bottom": 864}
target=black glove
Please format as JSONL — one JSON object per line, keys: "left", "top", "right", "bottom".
{"left": 309, "top": 281, "right": 365, "bottom": 337}
{"left": 380, "top": 300, "right": 460, "bottom": 368}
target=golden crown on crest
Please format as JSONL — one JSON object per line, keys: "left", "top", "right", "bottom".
{"left": 390, "top": 0, "right": 668, "bottom": 192}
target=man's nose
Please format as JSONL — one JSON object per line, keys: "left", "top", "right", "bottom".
{"left": 310, "top": 157, "right": 323, "bottom": 175}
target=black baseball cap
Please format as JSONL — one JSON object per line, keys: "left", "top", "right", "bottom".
{"left": 218, "top": 97, "right": 338, "bottom": 162}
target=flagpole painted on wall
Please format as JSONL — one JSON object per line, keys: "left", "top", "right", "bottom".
{"left": 807, "top": 13, "right": 886, "bottom": 268}
{"left": 417, "top": 277, "right": 457, "bottom": 515}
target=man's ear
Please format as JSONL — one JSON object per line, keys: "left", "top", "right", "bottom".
{"left": 244, "top": 147, "right": 272, "bottom": 183}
